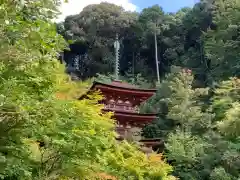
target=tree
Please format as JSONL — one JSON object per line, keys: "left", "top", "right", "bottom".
{"left": 204, "top": 0, "right": 240, "bottom": 82}
{"left": 141, "top": 67, "right": 240, "bottom": 179}
{"left": 58, "top": 2, "right": 215, "bottom": 84}
{"left": 163, "top": 2, "right": 213, "bottom": 87}
{"left": 139, "top": 5, "right": 166, "bottom": 83}
{"left": 161, "top": 76, "right": 240, "bottom": 180}
{"left": 210, "top": 78, "right": 240, "bottom": 179}
{"left": 141, "top": 66, "right": 211, "bottom": 139}
{"left": 59, "top": 3, "right": 137, "bottom": 79}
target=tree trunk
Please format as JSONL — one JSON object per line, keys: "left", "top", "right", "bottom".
{"left": 154, "top": 31, "right": 160, "bottom": 83}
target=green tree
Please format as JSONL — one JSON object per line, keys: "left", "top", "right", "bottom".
{"left": 211, "top": 78, "right": 240, "bottom": 178}
{"left": 163, "top": 76, "right": 240, "bottom": 180}
{"left": 60, "top": 2, "right": 137, "bottom": 79}
{"left": 139, "top": 5, "right": 167, "bottom": 83}
{"left": 204, "top": 0, "right": 240, "bottom": 82}
{"left": 164, "top": 78, "right": 240, "bottom": 180}
{"left": 142, "top": 67, "right": 240, "bottom": 179}
{"left": 142, "top": 66, "right": 211, "bottom": 139}
{"left": 163, "top": 1, "right": 213, "bottom": 87}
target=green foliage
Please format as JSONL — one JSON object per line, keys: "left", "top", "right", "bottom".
{"left": 212, "top": 78, "right": 240, "bottom": 122}
{"left": 59, "top": 0, "right": 239, "bottom": 87}
{"left": 58, "top": 0, "right": 240, "bottom": 179}
{"left": 142, "top": 66, "right": 240, "bottom": 179}
{"left": 210, "top": 167, "right": 233, "bottom": 180}
{"left": 217, "top": 102, "right": 240, "bottom": 138}
{"left": 59, "top": 2, "right": 138, "bottom": 78}
{"left": 166, "top": 130, "right": 207, "bottom": 180}
{"left": 211, "top": 78, "right": 240, "bottom": 178}
{"left": 3, "top": 0, "right": 239, "bottom": 179}
{"left": 95, "top": 73, "right": 115, "bottom": 84}
{"left": 142, "top": 66, "right": 212, "bottom": 139}
{"left": 0, "top": 1, "right": 174, "bottom": 179}
{"left": 204, "top": 0, "right": 240, "bottom": 81}
{"left": 139, "top": 5, "right": 166, "bottom": 35}
{"left": 164, "top": 77, "right": 240, "bottom": 180}
{"left": 100, "top": 142, "right": 175, "bottom": 180}
{"left": 163, "top": 1, "right": 213, "bottom": 87}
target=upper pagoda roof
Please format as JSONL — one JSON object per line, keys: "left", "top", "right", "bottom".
{"left": 91, "top": 80, "right": 156, "bottom": 92}
{"left": 108, "top": 80, "right": 137, "bottom": 89}
{"left": 79, "top": 80, "right": 157, "bottom": 101}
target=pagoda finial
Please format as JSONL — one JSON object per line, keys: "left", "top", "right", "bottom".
{"left": 114, "top": 33, "right": 120, "bottom": 80}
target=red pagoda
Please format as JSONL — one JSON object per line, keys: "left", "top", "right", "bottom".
{"left": 78, "top": 34, "right": 162, "bottom": 153}
{"left": 80, "top": 80, "right": 161, "bottom": 153}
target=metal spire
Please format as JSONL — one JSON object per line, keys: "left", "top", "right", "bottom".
{"left": 114, "top": 33, "right": 120, "bottom": 80}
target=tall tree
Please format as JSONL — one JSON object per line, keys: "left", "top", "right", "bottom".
{"left": 59, "top": 3, "right": 137, "bottom": 79}
{"left": 164, "top": 2, "right": 213, "bottom": 87}
{"left": 139, "top": 5, "right": 166, "bottom": 83}
{"left": 204, "top": 0, "right": 240, "bottom": 82}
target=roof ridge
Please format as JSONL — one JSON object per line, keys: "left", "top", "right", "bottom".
{"left": 93, "top": 80, "right": 157, "bottom": 91}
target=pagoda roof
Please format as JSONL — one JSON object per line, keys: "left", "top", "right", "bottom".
{"left": 79, "top": 80, "right": 157, "bottom": 100}
{"left": 110, "top": 111, "right": 157, "bottom": 119}
{"left": 109, "top": 109, "right": 157, "bottom": 117}
{"left": 91, "top": 80, "right": 156, "bottom": 93}
{"left": 139, "top": 138, "right": 163, "bottom": 147}
{"left": 103, "top": 109, "right": 157, "bottom": 126}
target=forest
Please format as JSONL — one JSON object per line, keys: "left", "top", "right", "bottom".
{"left": 0, "top": 0, "right": 239, "bottom": 179}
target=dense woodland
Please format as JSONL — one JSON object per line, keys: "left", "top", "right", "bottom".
{"left": 0, "top": 0, "right": 239, "bottom": 179}
{"left": 58, "top": 0, "right": 239, "bottom": 87}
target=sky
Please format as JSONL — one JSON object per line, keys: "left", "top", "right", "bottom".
{"left": 57, "top": 0, "right": 198, "bottom": 22}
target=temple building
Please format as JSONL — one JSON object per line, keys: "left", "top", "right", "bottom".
{"left": 79, "top": 80, "right": 162, "bottom": 153}
{"left": 78, "top": 34, "right": 162, "bottom": 153}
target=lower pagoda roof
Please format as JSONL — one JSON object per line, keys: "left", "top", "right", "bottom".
{"left": 139, "top": 138, "right": 163, "bottom": 147}
{"left": 103, "top": 109, "right": 157, "bottom": 126}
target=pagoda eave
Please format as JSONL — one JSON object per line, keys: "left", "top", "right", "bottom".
{"left": 94, "top": 84, "right": 155, "bottom": 98}
{"left": 139, "top": 139, "right": 163, "bottom": 147}
{"left": 103, "top": 109, "right": 157, "bottom": 126}
{"left": 92, "top": 81, "right": 156, "bottom": 92}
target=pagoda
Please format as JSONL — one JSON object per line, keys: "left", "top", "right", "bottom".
{"left": 80, "top": 80, "right": 161, "bottom": 153}
{"left": 79, "top": 34, "right": 161, "bottom": 153}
